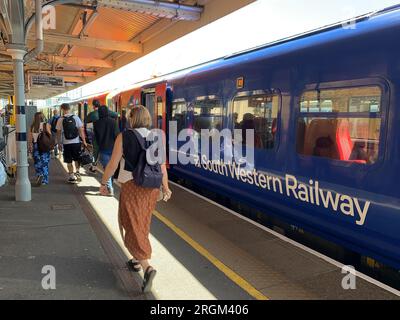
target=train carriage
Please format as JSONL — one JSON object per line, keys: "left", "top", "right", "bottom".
{"left": 88, "top": 6, "right": 400, "bottom": 274}
{"left": 163, "top": 7, "right": 400, "bottom": 271}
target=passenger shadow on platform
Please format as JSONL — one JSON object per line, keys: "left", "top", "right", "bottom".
{"left": 72, "top": 171, "right": 250, "bottom": 299}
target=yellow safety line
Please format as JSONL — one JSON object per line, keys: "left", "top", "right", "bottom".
{"left": 153, "top": 210, "right": 269, "bottom": 301}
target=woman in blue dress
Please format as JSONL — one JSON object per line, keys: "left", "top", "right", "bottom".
{"left": 28, "top": 112, "right": 52, "bottom": 186}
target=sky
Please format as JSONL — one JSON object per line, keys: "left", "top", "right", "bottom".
{"left": 55, "top": 0, "right": 400, "bottom": 102}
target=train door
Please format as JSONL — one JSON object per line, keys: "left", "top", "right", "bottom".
{"left": 143, "top": 83, "right": 167, "bottom": 132}
{"left": 144, "top": 90, "right": 156, "bottom": 127}
{"left": 155, "top": 83, "right": 167, "bottom": 132}
{"left": 78, "top": 103, "right": 82, "bottom": 119}
{"left": 113, "top": 94, "right": 121, "bottom": 114}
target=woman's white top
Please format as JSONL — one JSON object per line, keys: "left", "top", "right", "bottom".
{"left": 117, "top": 128, "right": 150, "bottom": 184}
{"left": 32, "top": 123, "right": 45, "bottom": 143}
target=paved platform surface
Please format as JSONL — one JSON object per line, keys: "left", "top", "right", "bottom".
{"left": 0, "top": 158, "right": 399, "bottom": 300}
{"left": 0, "top": 160, "right": 133, "bottom": 300}
{"left": 157, "top": 184, "right": 400, "bottom": 300}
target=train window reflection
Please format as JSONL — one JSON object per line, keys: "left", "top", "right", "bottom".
{"left": 193, "top": 98, "right": 223, "bottom": 131}
{"left": 172, "top": 99, "right": 187, "bottom": 132}
{"left": 233, "top": 94, "right": 279, "bottom": 149}
{"left": 297, "top": 86, "right": 382, "bottom": 164}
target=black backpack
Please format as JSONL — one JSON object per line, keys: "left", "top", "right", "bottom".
{"left": 63, "top": 116, "right": 79, "bottom": 140}
{"left": 130, "top": 130, "right": 163, "bottom": 189}
{"left": 37, "top": 124, "right": 55, "bottom": 153}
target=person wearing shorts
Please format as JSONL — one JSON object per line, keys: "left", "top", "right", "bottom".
{"left": 56, "top": 103, "right": 87, "bottom": 183}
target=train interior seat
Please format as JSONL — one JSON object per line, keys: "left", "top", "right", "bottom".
{"left": 337, "top": 120, "right": 368, "bottom": 164}
{"left": 302, "top": 118, "right": 367, "bottom": 164}
{"left": 303, "top": 118, "right": 340, "bottom": 159}
{"left": 336, "top": 119, "right": 353, "bottom": 161}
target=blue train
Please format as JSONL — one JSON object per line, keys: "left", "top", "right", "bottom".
{"left": 103, "top": 5, "right": 400, "bottom": 275}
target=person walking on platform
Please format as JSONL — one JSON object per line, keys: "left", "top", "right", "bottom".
{"left": 49, "top": 108, "right": 60, "bottom": 158}
{"left": 118, "top": 109, "right": 128, "bottom": 132}
{"left": 94, "top": 105, "right": 119, "bottom": 196}
{"left": 99, "top": 106, "right": 172, "bottom": 293}
{"left": 28, "top": 112, "right": 52, "bottom": 186}
{"left": 57, "top": 103, "right": 87, "bottom": 183}
{"left": 86, "top": 99, "right": 118, "bottom": 173}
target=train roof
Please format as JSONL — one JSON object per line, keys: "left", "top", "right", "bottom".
{"left": 224, "top": 4, "right": 400, "bottom": 60}
{"left": 72, "top": 4, "right": 400, "bottom": 98}
{"left": 176, "top": 4, "right": 400, "bottom": 80}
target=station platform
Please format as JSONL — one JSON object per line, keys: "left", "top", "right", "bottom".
{"left": 0, "top": 159, "right": 399, "bottom": 300}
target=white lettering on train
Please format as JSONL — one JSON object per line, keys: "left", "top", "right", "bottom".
{"left": 144, "top": 124, "right": 371, "bottom": 227}
{"left": 195, "top": 158, "right": 371, "bottom": 226}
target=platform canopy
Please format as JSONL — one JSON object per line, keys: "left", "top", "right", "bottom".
{"left": 0, "top": 0, "right": 254, "bottom": 99}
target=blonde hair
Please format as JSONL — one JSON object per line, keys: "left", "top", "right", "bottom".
{"left": 31, "top": 112, "right": 45, "bottom": 133}
{"left": 128, "top": 105, "right": 152, "bottom": 129}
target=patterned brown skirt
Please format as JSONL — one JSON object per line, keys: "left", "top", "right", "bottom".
{"left": 118, "top": 180, "right": 159, "bottom": 261}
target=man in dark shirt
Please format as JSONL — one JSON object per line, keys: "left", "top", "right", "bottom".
{"left": 48, "top": 109, "right": 60, "bottom": 157}
{"left": 94, "top": 105, "right": 119, "bottom": 196}
{"left": 86, "top": 99, "right": 118, "bottom": 173}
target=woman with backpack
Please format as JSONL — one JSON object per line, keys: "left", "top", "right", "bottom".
{"left": 99, "top": 106, "right": 172, "bottom": 293}
{"left": 28, "top": 112, "right": 52, "bottom": 186}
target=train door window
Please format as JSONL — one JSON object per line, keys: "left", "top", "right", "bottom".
{"left": 157, "top": 96, "right": 163, "bottom": 129}
{"left": 171, "top": 99, "right": 187, "bottom": 132}
{"left": 193, "top": 96, "right": 223, "bottom": 131}
{"left": 297, "top": 86, "right": 382, "bottom": 164}
{"left": 145, "top": 93, "right": 156, "bottom": 127}
{"left": 233, "top": 94, "right": 279, "bottom": 149}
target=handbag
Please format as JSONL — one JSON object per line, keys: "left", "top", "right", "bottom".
{"left": 79, "top": 146, "right": 94, "bottom": 166}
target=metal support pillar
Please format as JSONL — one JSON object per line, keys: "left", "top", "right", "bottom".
{"left": 7, "top": 48, "right": 31, "bottom": 202}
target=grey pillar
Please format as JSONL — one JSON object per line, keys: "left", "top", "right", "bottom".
{"left": 7, "top": 48, "right": 31, "bottom": 202}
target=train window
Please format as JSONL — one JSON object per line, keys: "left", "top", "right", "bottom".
{"left": 233, "top": 94, "right": 279, "bottom": 149}
{"left": 172, "top": 99, "right": 187, "bottom": 132}
{"left": 193, "top": 97, "right": 223, "bottom": 131}
{"left": 297, "top": 86, "right": 382, "bottom": 164}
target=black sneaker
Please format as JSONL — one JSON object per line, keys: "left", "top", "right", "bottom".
{"left": 142, "top": 267, "right": 157, "bottom": 293}
{"left": 88, "top": 165, "right": 97, "bottom": 174}
{"left": 67, "top": 174, "right": 77, "bottom": 184}
{"left": 75, "top": 173, "right": 82, "bottom": 182}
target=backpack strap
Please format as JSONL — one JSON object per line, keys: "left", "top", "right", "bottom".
{"left": 122, "top": 129, "right": 147, "bottom": 171}
{"left": 131, "top": 129, "right": 147, "bottom": 151}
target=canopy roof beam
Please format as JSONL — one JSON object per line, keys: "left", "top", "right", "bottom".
{"left": 32, "top": 32, "right": 143, "bottom": 53}
{"left": 94, "top": 0, "right": 203, "bottom": 21}
{"left": 63, "top": 76, "right": 86, "bottom": 83}
{"left": 45, "top": 55, "right": 114, "bottom": 68}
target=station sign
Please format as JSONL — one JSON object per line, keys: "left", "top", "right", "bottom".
{"left": 30, "top": 75, "right": 65, "bottom": 88}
